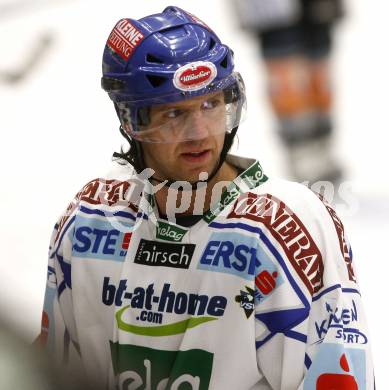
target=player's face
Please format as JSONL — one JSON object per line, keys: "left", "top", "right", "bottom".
{"left": 141, "top": 91, "right": 227, "bottom": 183}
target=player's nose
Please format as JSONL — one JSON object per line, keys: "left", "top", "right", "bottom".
{"left": 184, "top": 110, "right": 210, "bottom": 140}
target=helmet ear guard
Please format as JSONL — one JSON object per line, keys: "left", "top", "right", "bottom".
{"left": 101, "top": 77, "right": 125, "bottom": 93}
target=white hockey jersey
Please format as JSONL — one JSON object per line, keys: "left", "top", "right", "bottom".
{"left": 39, "top": 155, "right": 374, "bottom": 389}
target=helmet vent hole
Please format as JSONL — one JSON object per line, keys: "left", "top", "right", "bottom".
{"left": 146, "top": 75, "right": 168, "bottom": 88}
{"left": 146, "top": 54, "right": 164, "bottom": 64}
{"left": 220, "top": 54, "right": 229, "bottom": 69}
{"left": 209, "top": 38, "right": 216, "bottom": 50}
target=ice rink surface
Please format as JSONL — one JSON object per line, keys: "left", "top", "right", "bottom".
{"left": 0, "top": 0, "right": 387, "bottom": 387}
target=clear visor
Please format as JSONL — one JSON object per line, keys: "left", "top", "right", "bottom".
{"left": 117, "top": 74, "right": 246, "bottom": 143}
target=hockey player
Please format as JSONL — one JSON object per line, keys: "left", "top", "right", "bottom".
{"left": 232, "top": 0, "right": 344, "bottom": 183}
{"left": 38, "top": 6, "right": 374, "bottom": 389}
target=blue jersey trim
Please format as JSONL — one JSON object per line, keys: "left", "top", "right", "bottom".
{"left": 79, "top": 205, "right": 137, "bottom": 220}
{"left": 58, "top": 280, "right": 66, "bottom": 298}
{"left": 304, "top": 353, "right": 312, "bottom": 369}
{"left": 284, "top": 330, "right": 307, "bottom": 343}
{"left": 312, "top": 284, "right": 361, "bottom": 302}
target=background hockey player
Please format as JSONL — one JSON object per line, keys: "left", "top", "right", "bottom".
{"left": 232, "top": 0, "right": 344, "bottom": 183}
{"left": 38, "top": 5, "right": 374, "bottom": 389}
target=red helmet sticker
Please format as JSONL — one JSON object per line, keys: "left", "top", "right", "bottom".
{"left": 173, "top": 62, "right": 217, "bottom": 92}
{"left": 107, "top": 19, "right": 144, "bottom": 61}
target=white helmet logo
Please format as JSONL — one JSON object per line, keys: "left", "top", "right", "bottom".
{"left": 173, "top": 61, "right": 217, "bottom": 92}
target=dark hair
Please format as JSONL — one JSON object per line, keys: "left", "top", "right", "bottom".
{"left": 112, "top": 126, "right": 144, "bottom": 172}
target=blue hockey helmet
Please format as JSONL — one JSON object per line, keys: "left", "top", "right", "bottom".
{"left": 101, "top": 6, "right": 246, "bottom": 144}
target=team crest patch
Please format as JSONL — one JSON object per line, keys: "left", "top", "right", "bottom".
{"left": 173, "top": 62, "right": 217, "bottom": 91}
{"left": 235, "top": 286, "right": 255, "bottom": 318}
{"left": 107, "top": 19, "right": 144, "bottom": 60}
